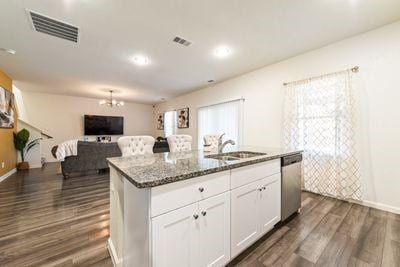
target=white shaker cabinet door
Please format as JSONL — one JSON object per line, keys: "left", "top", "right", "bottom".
{"left": 230, "top": 180, "right": 260, "bottom": 258}
{"left": 198, "top": 192, "right": 231, "bottom": 267}
{"left": 258, "top": 173, "right": 281, "bottom": 235}
{"left": 152, "top": 202, "right": 200, "bottom": 267}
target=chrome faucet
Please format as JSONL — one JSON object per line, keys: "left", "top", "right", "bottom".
{"left": 218, "top": 133, "right": 236, "bottom": 153}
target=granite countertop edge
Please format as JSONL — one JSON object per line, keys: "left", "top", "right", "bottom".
{"left": 108, "top": 150, "right": 302, "bottom": 189}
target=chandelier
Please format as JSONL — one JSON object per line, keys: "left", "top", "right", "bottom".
{"left": 99, "top": 90, "right": 124, "bottom": 107}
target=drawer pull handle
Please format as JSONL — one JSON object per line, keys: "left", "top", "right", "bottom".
{"left": 201, "top": 211, "right": 207, "bottom": 216}
{"left": 198, "top": 187, "right": 204, "bottom": 192}
{"left": 193, "top": 214, "right": 199, "bottom": 220}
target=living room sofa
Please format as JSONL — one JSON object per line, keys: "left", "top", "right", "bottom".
{"left": 52, "top": 141, "right": 121, "bottom": 178}
{"left": 52, "top": 139, "right": 170, "bottom": 178}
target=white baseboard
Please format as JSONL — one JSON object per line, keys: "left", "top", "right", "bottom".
{"left": 108, "top": 238, "right": 122, "bottom": 267}
{"left": 303, "top": 189, "right": 400, "bottom": 215}
{"left": 29, "top": 164, "right": 43, "bottom": 169}
{"left": 0, "top": 168, "right": 16, "bottom": 183}
{"left": 352, "top": 199, "right": 400, "bottom": 215}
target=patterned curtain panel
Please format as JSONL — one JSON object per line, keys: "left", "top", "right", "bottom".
{"left": 283, "top": 71, "right": 362, "bottom": 200}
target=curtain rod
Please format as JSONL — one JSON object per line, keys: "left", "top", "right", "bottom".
{"left": 283, "top": 66, "right": 359, "bottom": 86}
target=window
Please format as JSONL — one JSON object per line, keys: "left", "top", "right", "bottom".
{"left": 283, "top": 71, "right": 362, "bottom": 200}
{"left": 286, "top": 76, "right": 346, "bottom": 156}
{"left": 296, "top": 82, "right": 338, "bottom": 156}
{"left": 197, "top": 99, "right": 243, "bottom": 149}
{"left": 164, "top": 110, "right": 176, "bottom": 137}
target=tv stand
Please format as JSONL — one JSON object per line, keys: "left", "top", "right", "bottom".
{"left": 97, "top": 136, "right": 112, "bottom": 143}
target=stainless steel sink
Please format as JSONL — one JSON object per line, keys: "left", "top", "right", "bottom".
{"left": 206, "top": 155, "right": 240, "bottom": 161}
{"left": 205, "top": 151, "right": 266, "bottom": 161}
{"left": 223, "top": 151, "right": 266, "bottom": 159}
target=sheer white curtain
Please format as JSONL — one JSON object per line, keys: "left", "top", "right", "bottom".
{"left": 164, "top": 110, "right": 176, "bottom": 137}
{"left": 283, "top": 70, "right": 362, "bottom": 200}
{"left": 198, "top": 99, "right": 243, "bottom": 149}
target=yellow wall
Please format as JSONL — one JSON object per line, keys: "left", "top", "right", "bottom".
{"left": 0, "top": 69, "right": 16, "bottom": 176}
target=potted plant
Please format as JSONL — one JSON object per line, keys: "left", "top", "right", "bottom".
{"left": 13, "top": 128, "right": 41, "bottom": 170}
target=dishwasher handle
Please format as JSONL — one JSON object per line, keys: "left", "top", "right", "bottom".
{"left": 282, "top": 154, "right": 302, "bottom": 167}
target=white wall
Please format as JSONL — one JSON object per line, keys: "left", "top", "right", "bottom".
{"left": 17, "top": 120, "right": 42, "bottom": 168}
{"left": 154, "top": 21, "right": 400, "bottom": 212}
{"left": 15, "top": 90, "right": 154, "bottom": 162}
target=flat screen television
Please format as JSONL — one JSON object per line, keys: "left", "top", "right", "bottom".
{"left": 84, "top": 115, "right": 124, "bottom": 135}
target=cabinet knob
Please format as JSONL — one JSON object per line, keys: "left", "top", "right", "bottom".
{"left": 198, "top": 187, "right": 204, "bottom": 192}
{"left": 201, "top": 211, "right": 207, "bottom": 216}
{"left": 193, "top": 214, "right": 199, "bottom": 220}
{"left": 258, "top": 188, "right": 263, "bottom": 191}
{"left": 262, "top": 186, "right": 266, "bottom": 190}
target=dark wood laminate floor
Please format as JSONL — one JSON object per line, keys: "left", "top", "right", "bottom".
{"left": 231, "top": 192, "right": 400, "bottom": 267}
{"left": 0, "top": 163, "right": 399, "bottom": 267}
{"left": 0, "top": 163, "right": 112, "bottom": 267}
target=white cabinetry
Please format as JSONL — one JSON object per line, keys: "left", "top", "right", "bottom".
{"left": 109, "top": 158, "right": 283, "bottom": 267}
{"left": 198, "top": 192, "right": 231, "bottom": 267}
{"left": 230, "top": 180, "right": 260, "bottom": 257}
{"left": 152, "top": 203, "right": 199, "bottom": 267}
{"left": 258, "top": 173, "right": 281, "bottom": 235}
{"left": 231, "top": 170, "right": 281, "bottom": 257}
{"left": 152, "top": 192, "right": 230, "bottom": 267}
{"left": 151, "top": 171, "right": 230, "bottom": 217}
{"left": 109, "top": 168, "right": 124, "bottom": 266}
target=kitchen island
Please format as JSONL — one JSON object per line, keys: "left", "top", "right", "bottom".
{"left": 107, "top": 147, "right": 302, "bottom": 267}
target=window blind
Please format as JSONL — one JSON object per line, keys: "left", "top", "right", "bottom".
{"left": 197, "top": 99, "right": 243, "bottom": 149}
{"left": 164, "top": 110, "right": 176, "bottom": 137}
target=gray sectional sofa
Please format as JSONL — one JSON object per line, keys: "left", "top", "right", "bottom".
{"left": 52, "top": 139, "right": 170, "bottom": 178}
{"left": 52, "top": 141, "right": 121, "bottom": 178}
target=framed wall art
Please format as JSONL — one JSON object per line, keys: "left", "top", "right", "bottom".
{"left": 157, "top": 113, "right": 164, "bottom": 130}
{"left": 0, "top": 87, "right": 15, "bottom": 129}
{"left": 177, "top": 107, "right": 189, "bottom": 129}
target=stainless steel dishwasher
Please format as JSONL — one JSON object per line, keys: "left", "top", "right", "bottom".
{"left": 281, "top": 153, "right": 302, "bottom": 221}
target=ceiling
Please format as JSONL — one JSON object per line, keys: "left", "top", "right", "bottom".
{"left": 1, "top": 0, "right": 400, "bottom": 104}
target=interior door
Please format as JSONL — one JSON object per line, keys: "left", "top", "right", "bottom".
{"left": 258, "top": 173, "right": 281, "bottom": 235}
{"left": 198, "top": 192, "right": 231, "bottom": 267}
{"left": 152, "top": 202, "right": 200, "bottom": 267}
{"left": 230, "top": 180, "right": 260, "bottom": 258}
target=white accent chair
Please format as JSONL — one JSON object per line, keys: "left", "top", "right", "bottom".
{"left": 203, "top": 134, "right": 220, "bottom": 151}
{"left": 118, "top": 136, "right": 155, "bottom": 157}
{"left": 167, "top": 135, "right": 192, "bottom": 153}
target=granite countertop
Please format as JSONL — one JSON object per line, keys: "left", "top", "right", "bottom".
{"left": 107, "top": 146, "right": 302, "bottom": 188}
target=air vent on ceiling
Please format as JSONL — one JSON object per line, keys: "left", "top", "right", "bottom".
{"left": 173, "top": 36, "right": 192, "bottom": 47}
{"left": 28, "top": 10, "right": 79, "bottom": 43}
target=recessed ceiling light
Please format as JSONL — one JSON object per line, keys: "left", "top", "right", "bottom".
{"left": 132, "top": 55, "right": 149, "bottom": 66}
{"left": 214, "top": 46, "right": 231, "bottom": 58}
{"left": 0, "top": 48, "right": 16, "bottom": 55}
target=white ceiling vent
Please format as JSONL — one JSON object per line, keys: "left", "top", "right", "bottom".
{"left": 173, "top": 36, "right": 192, "bottom": 47}
{"left": 28, "top": 10, "right": 79, "bottom": 43}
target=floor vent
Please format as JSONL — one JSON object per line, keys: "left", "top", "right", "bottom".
{"left": 28, "top": 10, "right": 79, "bottom": 43}
{"left": 173, "top": 36, "right": 192, "bottom": 47}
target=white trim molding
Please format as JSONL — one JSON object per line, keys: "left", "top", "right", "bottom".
{"left": 351, "top": 199, "right": 400, "bottom": 215}
{"left": 196, "top": 96, "right": 245, "bottom": 109}
{"left": 108, "top": 238, "right": 122, "bottom": 267}
{"left": 29, "top": 164, "right": 43, "bottom": 169}
{"left": 303, "top": 189, "right": 400, "bottom": 215}
{"left": 0, "top": 168, "right": 16, "bottom": 183}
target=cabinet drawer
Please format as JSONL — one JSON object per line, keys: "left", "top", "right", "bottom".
{"left": 151, "top": 171, "right": 230, "bottom": 217}
{"left": 230, "top": 159, "right": 280, "bottom": 189}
